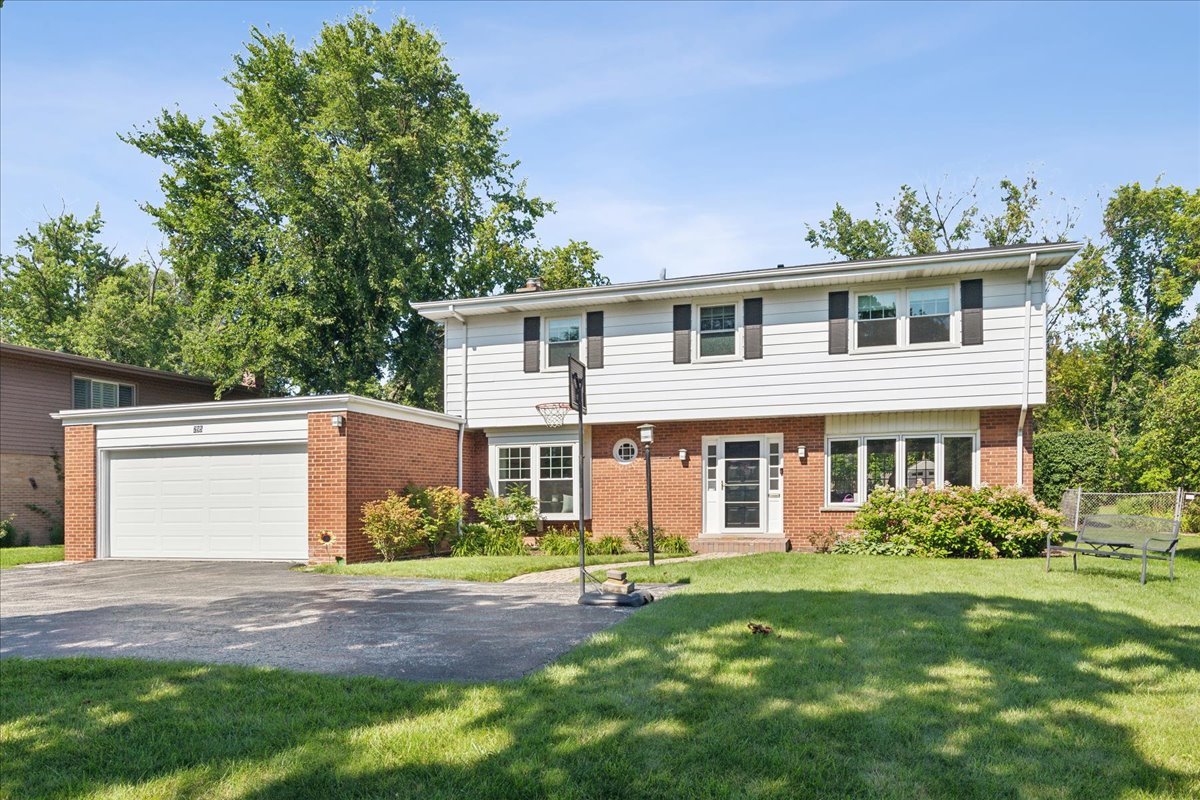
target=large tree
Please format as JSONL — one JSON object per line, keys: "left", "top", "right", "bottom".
{"left": 124, "top": 13, "right": 602, "bottom": 405}
{"left": 1, "top": 208, "right": 185, "bottom": 371}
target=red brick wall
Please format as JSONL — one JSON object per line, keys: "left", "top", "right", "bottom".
{"left": 63, "top": 425, "right": 96, "bottom": 561}
{"left": 301, "top": 411, "right": 463, "bottom": 564}
{"left": 980, "top": 407, "right": 1034, "bottom": 492}
{"left": 590, "top": 417, "right": 855, "bottom": 551}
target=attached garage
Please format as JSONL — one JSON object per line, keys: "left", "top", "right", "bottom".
{"left": 56, "top": 395, "right": 468, "bottom": 564}
{"left": 108, "top": 445, "right": 308, "bottom": 560}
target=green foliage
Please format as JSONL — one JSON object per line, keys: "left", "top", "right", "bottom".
{"left": 359, "top": 491, "right": 423, "bottom": 561}
{"left": 839, "top": 485, "right": 1063, "bottom": 559}
{"left": 805, "top": 175, "right": 1074, "bottom": 262}
{"left": 1129, "top": 365, "right": 1200, "bottom": 492}
{"left": 623, "top": 520, "right": 665, "bottom": 551}
{"left": 121, "top": 13, "right": 603, "bottom": 403}
{"left": 472, "top": 485, "right": 539, "bottom": 540}
{"left": 449, "top": 523, "right": 528, "bottom": 557}
{"left": 0, "top": 209, "right": 186, "bottom": 372}
{"left": 538, "top": 529, "right": 581, "bottom": 556}
{"left": 655, "top": 534, "right": 694, "bottom": 556}
{"left": 1032, "top": 430, "right": 1113, "bottom": 504}
{"left": 1182, "top": 499, "right": 1200, "bottom": 535}
{"left": 593, "top": 535, "right": 627, "bottom": 556}
{"left": 404, "top": 485, "right": 468, "bottom": 556}
{"left": 0, "top": 516, "right": 12, "bottom": 544}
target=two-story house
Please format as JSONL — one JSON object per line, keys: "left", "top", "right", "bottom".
{"left": 55, "top": 242, "right": 1077, "bottom": 564}
{"left": 411, "top": 241, "right": 1079, "bottom": 551}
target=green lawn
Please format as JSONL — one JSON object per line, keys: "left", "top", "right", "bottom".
{"left": 0, "top": 545, "right": 63, "bottom": 569}
{"left": 3, "top": 541, "right": 1198, "bottom": 799}
{"left": 303, "top": 552, "right": 686, "bottom": 582}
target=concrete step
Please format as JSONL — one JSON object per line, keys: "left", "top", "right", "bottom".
{"left": 694, "top": 537, "right": 791, "bottom": 554}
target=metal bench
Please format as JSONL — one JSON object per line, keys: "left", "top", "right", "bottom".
{"left": 1045, "top": 513, "right": 1179, "bottom": 584}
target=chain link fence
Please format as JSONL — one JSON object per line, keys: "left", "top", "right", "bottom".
{"left": 1059, "top": 489, "right": 1187, "bottom": 532}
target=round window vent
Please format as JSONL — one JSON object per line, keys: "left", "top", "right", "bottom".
{"left": 613, "top": 438, "right": 638, "bottom": 464}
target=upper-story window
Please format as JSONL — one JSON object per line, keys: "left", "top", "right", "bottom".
{"left": 853, "top": 285, "right": 954, "bottom": 351}
{"left": 698, "top": 304, "right": 737, "bottom": 358}
{"left": 546, "top": 317, "right": 581, "bottom": 367}
{"left": 73, "top": 377, "right": 134, "bottom": 409}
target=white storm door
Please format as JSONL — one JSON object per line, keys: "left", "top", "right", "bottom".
{"left": 719, "top": 439, "right": 766, "bottom": 534}
{"left": 108, "top": 445, "right": 308, "bottom": 560}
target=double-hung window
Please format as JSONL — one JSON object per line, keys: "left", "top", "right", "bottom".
{"left": 73, "top": 377, "right": 134, "bottom": 409}
{"left": 825, "top": 434, "right": 978, "bottom": 507}
{"left": 495, "top": 443, "right": 578, "bottom": 517}
{"left": 852, "top": 285, "right": 954, "bottom": 351}
{"left": 698, "top": 304, "right": 737, "bottom": 358}
{"left": 546, "top": 317, "right": 581, "bottom": 368}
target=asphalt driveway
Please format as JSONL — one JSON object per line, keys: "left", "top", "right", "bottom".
{"left": 0, "top": 561, "right": 641, "bottom": 681}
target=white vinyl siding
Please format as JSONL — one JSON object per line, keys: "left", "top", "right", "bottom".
{"left": 442, "top": 269, "right": 1047, "bottom": 427}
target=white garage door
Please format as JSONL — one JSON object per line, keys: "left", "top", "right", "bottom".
{"left": 108, "top": 445, "right": 308, "bottom": 560}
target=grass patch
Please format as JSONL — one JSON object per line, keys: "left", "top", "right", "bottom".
{"left": 0, "top": 545, "right": 63, "bottom": 569}
{"left": 303, "top": 553, "right": 684, "bottom": 582}
{"left": 3, "top": 541, "right": 1198, "bottom": 798}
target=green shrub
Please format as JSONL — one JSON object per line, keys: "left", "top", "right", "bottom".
{"left": 832, "top": 535, "right": 919, "bottom": 557}
{"left": 0, "top": 516, "right": 11, "bottom": 547}
{"left": 1182, "top": 499, "right": 1200, "bottom": 535}
{"left": 842, "top": 485, "right": 1063, "bottom": 559}
{"left": 472, "top": 485, "right": 539, "bottom": 540}
{"left": 539, "top": 529, "right": 581, "bottom": 556}
{"left": 450, "top": 523, "right": 528, "bottom": 556}
{"left": 360, "top": 491, "right": 423, "bottom": 561}
{"left": 624, "top": 520, "right": 665, "bottom": 551}
{"left": 593, "top": 535, "right": 627, "bottom": 555}
{"left": 655, "top": 534, "right": 694, "bottom": 556}
{"left": 404, "top": 484, "right": 468, "bottom": 555}
{"left": 1033, "top": 430, "right": 1113, "bottom": 505}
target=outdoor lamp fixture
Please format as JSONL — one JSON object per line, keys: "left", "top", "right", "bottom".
{"left": 678, "top": 448, "right": 688, "bottom": 462}
{"left": 331, "top": 415, "right": 346, "bottom": 428}
{"left": 637, "top": 424, "right": 657, "bottom": 566}
{"left": 797, "top": 445, "right": 807, "bottom": 459}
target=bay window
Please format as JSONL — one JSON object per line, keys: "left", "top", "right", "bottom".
{"left": 825, "top": 433, "right": 978, "bottom": 507}
{"left": 494, "top": 442, "right": 579, "bottom": 518}
{"left": 497, "top": 447, "right": 532, "bottom": 498}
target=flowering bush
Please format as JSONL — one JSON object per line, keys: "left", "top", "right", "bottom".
{"left": 834, "top": 485, "right": 1063, "bottom": 559}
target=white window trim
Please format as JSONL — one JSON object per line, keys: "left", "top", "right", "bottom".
{"left": 700, "top": 433, "right": 785, "bottom": 536}
{"left": 612, "top": 438, "right": 639, "bottom": 464}
{"left": 693, "top": 301, "right": 742, "bottom": 362}
{"left": 543, "top": 315, "right": 583, "bottom": 372}
{"left": 490, "top": 440, "right": 581, "bottom": 521}
{"left": 823, "top": 431, "right": 979, "bottom": 510}
{"left": 73, "top": 375, "right": 136, "bottom": 409}
{"left": 849, "top": 283, "right": 959, "bottom": 355}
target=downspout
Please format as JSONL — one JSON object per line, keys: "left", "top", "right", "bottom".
{"left": 1017, "top": 252, "right": 1036, "bottom": 489}
{"left": 450, "top": 305, "right": 469, "bottom": 533}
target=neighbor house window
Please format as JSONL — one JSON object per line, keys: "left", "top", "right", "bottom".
{"left": 698, "top": 304, "right": 736, "bottom": 357}
{"left": 497, "top": 446, "right": 532, "bottom": 498}
{"left": 856, "top": 292, "right": 897, "bottom": 347}
{"left": 826, "top": 434, "right": 977, "bottom": 507}
{"left": 546, "top": 317, "right": 581, "bottom": 367}
{"left": 493, "top": 443, "right": 579, "bottom": 518}
{"left": 908, "top": 287, "right": 952, "bottom": 344}
{"left": 73, "top": 377, "right": 134, "bottom": 409}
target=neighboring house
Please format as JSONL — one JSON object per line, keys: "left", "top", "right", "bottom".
{"left": 0, "top": 343, "right": 253, "bottom": 545}
{"left": 56, "top": 242, "right": 1078, "bottom": 564}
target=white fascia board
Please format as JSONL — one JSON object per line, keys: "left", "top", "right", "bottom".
{"left": 413, "top": 243, "right": 1081, "bottom": 321}
{"left": 53, "top": 394, "right": 464, "bottom": 431}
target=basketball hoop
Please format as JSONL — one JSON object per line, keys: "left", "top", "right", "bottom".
{"left": 536, "top": 402, "right": 571, "bottom": 428}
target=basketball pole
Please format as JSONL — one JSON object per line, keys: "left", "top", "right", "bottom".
{"left": 577, "top": 396, "right": 586, "bottom": 599}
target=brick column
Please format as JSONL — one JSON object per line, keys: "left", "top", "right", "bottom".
{"left": 63, "top": 425, "right": 96, "bottom": 561}
{"left": 307, "top": 413, "right": 348, "bottom": 563}
{"left": 980, "top": 407, "right": 1033, "bottom": 491}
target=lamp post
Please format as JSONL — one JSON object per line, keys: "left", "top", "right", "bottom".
{"left": 638, "top": 424, "right": 656, "bottom": 567}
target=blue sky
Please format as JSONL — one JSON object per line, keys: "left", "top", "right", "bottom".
{"left": 2, "top": 1, "right": 1197, "bottom": 282}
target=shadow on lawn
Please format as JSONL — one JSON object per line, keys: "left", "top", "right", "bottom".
{"left": 2, "top": 589, "right": 1197, "bottom": 799}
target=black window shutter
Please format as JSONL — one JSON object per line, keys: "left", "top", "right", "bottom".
{"left": 118, "top": 384, "right": 134, "bottom": 407}
{"left": 828, "top": 291, "right": 849, "bottom": 355}
{"left": 672, "top": 304, "right": 691, "bottom": 364}
{"left": 586, "top": 311, "right": 604, "bottom": 369}
{"left": 523, "top": 316, "right": 541, "bottom": 372}
{"left": 961, "top": 279, "right": 984, "bottom": 346}
{"left": 73, "top": 378, "right": 90, "bottom": 409}
{"left": 744, "top": 298, "right": 763, "bottom": 359}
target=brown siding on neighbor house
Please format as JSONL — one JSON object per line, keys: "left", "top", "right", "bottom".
{"left": 63, "top": 425, "right": 96, "bottom": 561}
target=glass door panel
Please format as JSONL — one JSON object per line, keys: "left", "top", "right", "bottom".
{"left": 723, "top": 440, "right": 762, "bottom": 530}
